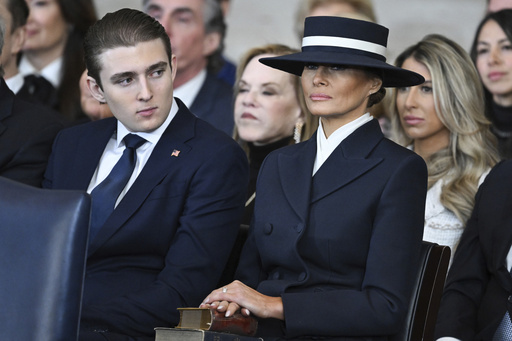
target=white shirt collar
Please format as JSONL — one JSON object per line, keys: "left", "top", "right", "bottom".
{"left": 5, "top": 72, "right": 25, "bottom": 94}
{"left": 313, "top": 113, "right": 373, "bottom": 175}
{"left": 18, "top": 55, "right": 63, "bottom": 88}
{"left": 173, "top": 68, "right": 207, "bottom": 108}
{"left": 116, "top": 97, "right": 179, "bottom": 147}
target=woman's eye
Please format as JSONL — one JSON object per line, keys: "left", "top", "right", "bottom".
{"left": 421, "top": 86, "right": 432, "bottom": 93}
{"left": 329, "top": 65, "right": 345, "bottom": 71}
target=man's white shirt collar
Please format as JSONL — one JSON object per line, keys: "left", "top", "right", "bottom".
{"left": 116, "top": 97, "right": 179, "bottom": 147}
{"left": 173, "top": 68, "right": 206, "bottom": 108}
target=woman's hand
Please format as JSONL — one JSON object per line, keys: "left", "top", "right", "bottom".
{"left": 200, "top": 280, "right": 284, "bottom": 320}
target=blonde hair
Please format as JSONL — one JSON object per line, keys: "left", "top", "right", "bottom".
{"left": 391, "top": 34, "right": 499, "bottom": 223}
{"left": 233, "top": 44, "right": 318, "bottom": 154}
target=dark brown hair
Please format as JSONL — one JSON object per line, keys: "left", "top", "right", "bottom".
{"left": 84, "top": 8, "right": 173, "bottom": 89}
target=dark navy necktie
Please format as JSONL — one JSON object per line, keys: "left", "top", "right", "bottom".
{"left": 89, "top": 134, "right": 146, "bottom": 241}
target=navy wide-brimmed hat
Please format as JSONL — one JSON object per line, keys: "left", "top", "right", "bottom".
{"left": 260, "top": 16, "right": 424, "bottom": 88}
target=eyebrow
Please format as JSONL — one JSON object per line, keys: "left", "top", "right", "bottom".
{"left": 478, "top": 38, "right": 511, "bottom": 45}
{"left": 171, "top": 7, "right": 195, "bottom": 16}
{"left": 109, "top": 61, "right": 168, "bottom": 83}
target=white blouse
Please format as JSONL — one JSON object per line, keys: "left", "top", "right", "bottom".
{"left": 423, "top": 171, "right": 489, "bottom": 267}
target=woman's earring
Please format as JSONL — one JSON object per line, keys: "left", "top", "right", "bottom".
{"left": 294, "top": 121, "right": 304, "bottom": 144}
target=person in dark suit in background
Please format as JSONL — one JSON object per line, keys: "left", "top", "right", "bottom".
{"left": 201, "top": 16, "right": 427, "bottom": 340}
{"left": 43, "top": 9, "right": 248, "bottom": 341}
{"left": 435, "top": 160, "right": 512, "bottom": 341}
{"left": 0, "top": 0, "right": 27, "bottom": 94}
{"left": 143, "top": 0, "right": 235, "bottom": 136}
{"left": 0, "top": 14, "right": 63, "bottom": 187}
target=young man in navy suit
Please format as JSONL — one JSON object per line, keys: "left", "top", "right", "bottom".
{"left": 43, "top": 9, "right": 248, "bottom": 341}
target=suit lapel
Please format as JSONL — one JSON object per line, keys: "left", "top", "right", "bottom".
{"left": 88, "top": 102, "right": 195, "bottom": 255}
{"left": 311, "top": 119, "right": 383, "bottom": 203}
{"left": 71, "top": 118, "right": 117, "bottom": 190}
{"left": 278, "top": 136, "right": 316, "bottom": 222}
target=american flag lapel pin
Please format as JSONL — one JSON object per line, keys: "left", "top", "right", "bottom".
{"left": 171, "top": 149, "right": 180, "bottom": 157}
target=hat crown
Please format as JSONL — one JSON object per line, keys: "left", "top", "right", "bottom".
{"left": 303, "top": 16, "right": 388, "bottom": 48}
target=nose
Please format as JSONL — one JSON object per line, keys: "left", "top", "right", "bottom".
{"left": 137, "top": 78, "right": 153, "bottom": 102}
{"left": 241, "top": 89, "right": 257, "bottom": 107}
{"left": 403, "top": 88, "right": 418, "bottom": 109}
{"left": 312, "top": 67, "right": 328, "bottom": 86}
{"left": 488, "top": 46, "right": 502, "bottom": 66}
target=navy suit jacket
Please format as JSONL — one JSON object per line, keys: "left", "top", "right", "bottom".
{"left": 189, "top": 72, "right": 234, "bottom": 136}
{"left": 43, "top": 99, "right": 248, "bottom": 340}
{"left": 236, "top": 119, "right": 428, "bottom": 340}
{"left": 0, "top": 78, "right": 63, "bottom": 187}
{"left": 435, "top": 160, "right": 512, "bottom": 341}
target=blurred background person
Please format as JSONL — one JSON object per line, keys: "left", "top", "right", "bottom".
{"left": 234, "top": 44, "right": 316, "bottom": 225}
{"left": 471, "top": 9, "right": 512, "bottom": 159}
{"left": 19, "top": 0, "right": 96, "bottom": 122}
{"left": 0, "top": 13, "right": 63, "bottom": 187}
{"left": 213, "top": 0, "right": 235, "bottom": 86}
{"left": 487, "top": 0, "right": 512, "bottom": 13}
{"left": 0, "top": 0, "right": 27, "bottom": 94}
{"left": 143, "top": 0, "right": 234, "bottom": 135}
{"left": 391, "top": 34, "right": 499, "bottom": 265}
{"left": 295, "top": 0, "right": 376, "bottom": 39}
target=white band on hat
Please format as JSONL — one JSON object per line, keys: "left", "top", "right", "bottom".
{"left": 302, "top": 36, "right": 387, "bottom": 57}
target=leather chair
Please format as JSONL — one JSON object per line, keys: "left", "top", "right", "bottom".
{"left": 391, "top": 241, "right": 451, "bottom": 341}
{"left": 0, "top": 177, "right": 91, "bottom": 341}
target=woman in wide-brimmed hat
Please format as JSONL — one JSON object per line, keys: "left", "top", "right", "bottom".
{"left": 202, "top": 16, "right": 428, "bottom": 340}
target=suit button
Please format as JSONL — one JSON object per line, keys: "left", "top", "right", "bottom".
{"left": 272, "top": 271, "right": 280, "bottom": 280}
{"left": 294, "top": 223, "right": 304, "bottom": 233}
{"left": 508, "top": 295, "right": 512, "bottom": 303}
{"left": 298, "top": 272, "right": 306, "bottom": 281}
{"left": 264, "top": 223, "right": 273, "bottom": 235}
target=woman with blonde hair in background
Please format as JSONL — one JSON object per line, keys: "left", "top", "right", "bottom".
{"left": 391, "top": 34, "right": 499, "bottom": 264}
{"left": 233, "top": 43, "right": 317, "bottom": 225}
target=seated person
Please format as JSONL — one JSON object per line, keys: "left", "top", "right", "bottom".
{"left": 201, "top": 16, "right": 428, "bottom": 340}
{"left": 0, "top": 15, "right": 63, "bottom": 187}
{"left": 435, "top": 160, "right": 512, "bottom": 340}
{"left": 390, "top": 34, "right": 499, "bottom": 266}
{"left": 43, "top": 9, "right": 248, "bottom": 340}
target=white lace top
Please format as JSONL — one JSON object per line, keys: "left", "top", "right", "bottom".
{"left": 423, "top": 172, "right": 489, "bottom": 267}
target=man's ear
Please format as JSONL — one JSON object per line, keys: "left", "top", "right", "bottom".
{"left": 202, "top": 32, "right": 221, "bottom": 57}
{"left": 87, "top": 76, "right": 106, "bottom": 104}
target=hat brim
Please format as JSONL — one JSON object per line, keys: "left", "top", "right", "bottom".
{"left": 259, "top": 51, "right": 424, "bottom": 88}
